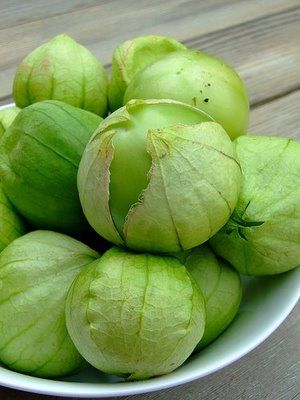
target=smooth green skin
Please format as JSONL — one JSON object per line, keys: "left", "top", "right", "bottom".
{"left": 0, "top": 100, "right": 102, "bottom": 233}
{"left": 0, "top": 230, "right": 99, "bottom": 377}
{"left": 176, "top": 245, "right": 242, "bottom": 349}
{"left": 65, "top": 246, "right": 205, "bottom": 380}
{"left": 109, "top": 101, "right": 213, "bottom": 234}
{"left": 78, "top": 99, "right": 241, "bottom": 252}
{"left": 210, "top": 135, "right": 300, "bottom": 275}
{"left": 124, "top": 50, "right": 249, "bottom": 140}
{"left": 13, "top": 34, "right": 108, "bottom": 116}
{"left": 0, "top": 106, "right": 20, "bottom": 137}
{"left": 108, "top": 35, "right": 186, "bottom": 112}
{"left": 0, "top": 187, "right": 26, "bottom": 251}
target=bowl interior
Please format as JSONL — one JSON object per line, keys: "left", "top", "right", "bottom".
{"left": 1, "top": 267, "right": 299, "bottom": 398}
{"left": 1, "top": 104, "right": 299, "bottom": 397}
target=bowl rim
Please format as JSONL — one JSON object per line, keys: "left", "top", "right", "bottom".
{"left": 0, "top": 272, "right": 299, "bottom": 398}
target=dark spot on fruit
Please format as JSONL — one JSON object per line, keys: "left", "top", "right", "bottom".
{"left": 199, "top": 90, "right": 203, "bottom": 93}
{"left": 204, "top": 98, "right": 209, "bottom": 103}
{"left": 208, "top": 83, "right": 211, "bottom": 86}
{"left": 159, "top": 152, "right": 167, "bottom": 159}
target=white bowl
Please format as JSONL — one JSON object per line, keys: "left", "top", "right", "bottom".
{"left": 0, "top": 104, "right": 299, "bottom": 398}
{"left": 0, "top": 267, "right": 299, "bottom": 398}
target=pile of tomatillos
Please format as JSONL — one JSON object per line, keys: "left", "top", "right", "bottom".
{"left": 0, "top": 34, "right": 299, "bottom": 381}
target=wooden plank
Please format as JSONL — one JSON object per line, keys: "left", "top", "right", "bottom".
{"left": 0, "top": 0, "right": 298, "bottom": 100}
{"left": 249, "top": 89, "right": 300, "bottom": 140}
{"left": 1, "top": 303, "right": 299, "bottom": 400}
{"left": 0, "top": 0, "right": 101, "bottom": 30}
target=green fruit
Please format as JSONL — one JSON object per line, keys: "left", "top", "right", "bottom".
{"left": 0, "top": 187, "right": 26, "bottom": 251}
{"left": 108, "top": 35, "right": 186, "bottom": 112}
{"left": 0, "top": 230, "right": 98, "bottom": 377}
{"left": 66, "top": 246, "right": 205, "bottom": 380}
{"left": 124, "top": 50, "right": 249, "bottom": 140}
{"left": 210, "top": 135, "right": 300, "bottom": 275}
{"left": 175, "top": 245, "right": 242, "bottom": 349}
{"left": 0, "top": 100, "right": 101, "bottom": 233}
{"left": 78, "top": 99, "right": 241, "bottom": 253}
{"left": 0, "top": 106, "right": 20, "bottom": 137}
{"left": 13, "top": 34, "right": 108, "bottom": 116}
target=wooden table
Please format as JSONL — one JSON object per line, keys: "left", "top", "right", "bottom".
{"left": 1, "top": 1, "right": 299, "bottom": 399}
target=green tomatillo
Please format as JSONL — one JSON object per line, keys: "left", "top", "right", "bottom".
{"left": 0, "top": 106, "right": 20, "bottom": 137}
{"left": 78, "top": 99, "right": 241, "bottom": 253}
{"left": 124, "top": 49, "right": 249, "bottom": 140}
{"left": 0, "top": 230, "right": 99, "bottom": 377}
{"left": 108, "top": 35, "right": 186, "bottom": 112}
{"left": 210, "top": 135, "right": 300, "bottom": 275}
{"left": 174, "top": 245, "right": 242, "bottom": 349}
{"left": 65, "top": 246, "right": 205, "bottom": 380}
{"left": 0, "top": 100, "right": 102, "bottom": 234}
{"left": 0, "top": 187, "right": 26, "bottom": 251}
{"left": 13, "top": 34, "right": 108, "bottom": 116}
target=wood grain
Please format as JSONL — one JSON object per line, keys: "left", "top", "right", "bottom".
{"left": 250, "top": 89, "right": 300, "bottom": 139}
{"left": 0, "top": 0, "right": 101, "bottom": 30}
{"left": 1, "top": 0, "right": 299, "bottom": 102}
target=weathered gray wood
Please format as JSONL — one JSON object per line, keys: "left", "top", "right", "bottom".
{"left": 1, "top": 303, "right": 299, "bottom": 400}
{"left": 250, "top": 89, "right": 300, "bottom": 139}
{"left": 0, "top": 0, "right": 102, "bottom": 30}
{"left": 0, "top": 0, "right": 299, "bottom": 101}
